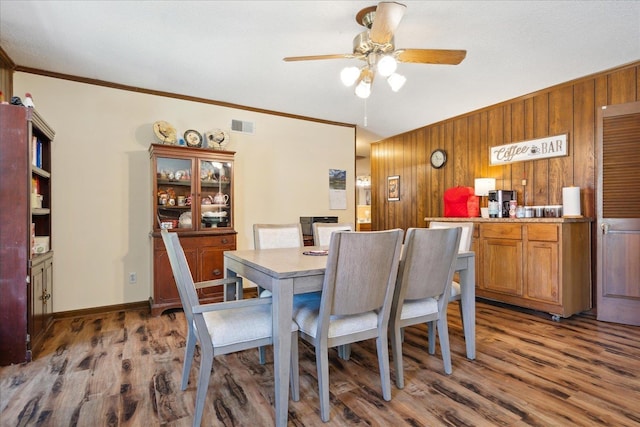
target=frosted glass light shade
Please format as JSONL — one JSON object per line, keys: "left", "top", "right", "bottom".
{"left": 340, "top": 66, "right": 360, "bottom": 86}
{"left": 387, "top": 73, "right": 406, "bottom": 92}
{"left": 355, "top": 80, "right": 371, "bottom": 98}
{"left": 474, "top": 178, "right": 496, "bottom": 196}
{"left": 377, "top": 55, "right": 397, "bottom": 77}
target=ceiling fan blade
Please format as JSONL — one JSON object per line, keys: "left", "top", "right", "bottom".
{"left": 283, "top": 53, "right": 358, "bottom": 62}
{"left": 396, "top": 49, "right": 467, "bottom": 65}
{"left": 369, "top": 2, "right": 407, "bottom": 45}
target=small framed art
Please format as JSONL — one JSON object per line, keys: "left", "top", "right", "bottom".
{"left": 387, "top": 175, "right": 400, "bottom": 201}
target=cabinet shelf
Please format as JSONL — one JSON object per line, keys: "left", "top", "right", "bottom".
{"left": 32, "top": 166, "right": 50, "bottom": 179}
{"left": 201, "top": 181, "right": 230, "bottom": 188}
{"left": 157, "top": 179, "right": 190, "bottom": 186}
{"left": 32, "top": 208, "right": 51, "bottom": 215}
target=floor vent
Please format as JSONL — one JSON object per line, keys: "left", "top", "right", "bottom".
{"left": 231, "top": 119, "right": 255, "bottom": 134}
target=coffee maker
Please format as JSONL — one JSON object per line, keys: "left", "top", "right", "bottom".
{"left": 488, "top": 190, "right": 516, "bottom": 218}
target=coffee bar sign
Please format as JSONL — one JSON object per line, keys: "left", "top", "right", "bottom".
{"left": 490, "top": 134, "right": 568, "bottom": 165}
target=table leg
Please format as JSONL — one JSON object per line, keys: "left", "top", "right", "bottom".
{"left": 225, "top": 268, "right": 240, "bottom": 301}
{"left": 459, "top": 256, "right": 476, "bottom": 360}
{"left": 272, "top": 277, "right": 294, "bottom": 427}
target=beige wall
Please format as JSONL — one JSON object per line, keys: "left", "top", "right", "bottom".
{"left": 15, "top": 73, "right": 355, "bottom": 312}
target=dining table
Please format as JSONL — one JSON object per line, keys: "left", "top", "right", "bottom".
{"left": 224, "top": 246, "right": 476, "bottom": 427}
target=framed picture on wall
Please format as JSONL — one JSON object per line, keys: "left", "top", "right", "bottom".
{"left": 387, "top": 175, "right": 400, "bottom": 201}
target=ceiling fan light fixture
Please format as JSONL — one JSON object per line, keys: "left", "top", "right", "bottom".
{"left": 340, "top": 66, "right": 361, "bottom": 87}
{"left": 355, "top": 80, "right": 372, "bottom": 98}
{"left": 377, "top": 55, "right": 397, "bottom": 77}
{"left": 387, "top": 72, "right": 406, "bottom": 92}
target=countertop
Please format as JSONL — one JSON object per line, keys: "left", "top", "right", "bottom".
{"left": 424, "top": 217, "right": 593, "bottom": 223}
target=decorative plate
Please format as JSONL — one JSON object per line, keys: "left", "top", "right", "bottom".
{"left": 205, "top": 129, "right": 230, "bottom": 150}
{"left": 184, "top": 129, "right": 203, "bottom": 148}
{"left": 153, "top": 120, "right": 177, "bottom": 144}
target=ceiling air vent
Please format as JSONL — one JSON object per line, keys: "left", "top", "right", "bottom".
{"left": 231, "top": 119, "right": 255, "bottom": 134}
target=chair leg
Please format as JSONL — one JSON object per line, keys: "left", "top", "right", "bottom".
{"left": 337, "top": 344, "right": 351, "bottom": 360}
{"left": 428, "top": 321, "right": 436, "bottom": 354}
{"left": 290, "top": 331, "right": 300, "bottom": 402}
{"left": 193, "top": 345, "right": 214, "bottom": 427}
{"left": 257, "top": 287, "right": 269, "bottom": 365}
{"left": 182, "top": 324, "right": 197, "bottom": 390}
{"left": 258, "top": 346, "right": 267, "bottom": 365}
{"left": 390, "top": 324, "right": 405, "bottom": 389}
{"left": 376, "top": 331, "right": 392, "bottom": 401}
{"left": 316, "top": 340, "right": 331, "bottom": 422}
{"left": 437, "top": 315, "right": 452, "bottom": 375}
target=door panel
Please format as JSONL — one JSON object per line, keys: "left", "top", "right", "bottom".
{"left": 526, "top": 241, "right": 560, "bottom": 304}
{"left": 596, "top": 101, "right": 640, "bottom": 326}
{"left": 481, "top": 239, "right": 523, "bottom": 296}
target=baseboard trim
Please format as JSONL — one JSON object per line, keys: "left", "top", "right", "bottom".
{"left": 53, "top": 301, "right": 150, "bottom": 319}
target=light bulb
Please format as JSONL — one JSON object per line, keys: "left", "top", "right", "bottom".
{"left": 355, "top": 80, "right": 371, "bottom": 98}
{"left": 340, "top": 66, "right": 360, "bottom": 87}
{"left": 387, "top": 73, "right": 406, "bottom": 92}
{"left": 377, "top": 55, "right": 397, "bottom": 77}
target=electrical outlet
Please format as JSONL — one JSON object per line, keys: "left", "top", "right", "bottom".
{"left": 521, "top": 179, "right": 527, "bottom": 186}
{"left": 128, "top": 272, "right": 137, "bottom": 284}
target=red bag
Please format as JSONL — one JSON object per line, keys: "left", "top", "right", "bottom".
{"left": 444, "top": 186, "right": 479, "bottom": 217}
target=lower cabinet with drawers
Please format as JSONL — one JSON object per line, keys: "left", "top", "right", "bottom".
{"left": 150, "top": 232, "right": 236, "bottom": 316}
{"left": 427, "top": 218, "right": 592, "bottom": 319}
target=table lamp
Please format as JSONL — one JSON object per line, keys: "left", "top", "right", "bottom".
{"left": 475, "top": 178, "right": 496, "bottom": 218}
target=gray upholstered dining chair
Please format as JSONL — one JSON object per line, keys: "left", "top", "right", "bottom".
{"left": 312, "top": 222, "right": 354, "bottom": 246}
{"left": 161, "top": 229, "right": 299, "bottom": 427}
{"left": 292, "top": 229, "right": 404, "bottom": 422}
{"left": 428, "top": 221, "right": 474, "bottom": 323}
{"left": 253, "top": 223, "right": 304, "bottom": 250}
{"left": 252, "top": 223, "right": 305, "bottom": 363}
{"left": 390, "top": 227, "right": 461, "bottom": 387}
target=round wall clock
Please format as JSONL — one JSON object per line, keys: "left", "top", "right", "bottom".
{"left": 430, "top": 149, "right": 447, "bottom": 169}
{"left": 184, "top": 129, "right": 203, "bottom": 148}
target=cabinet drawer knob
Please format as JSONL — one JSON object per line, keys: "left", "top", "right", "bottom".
{"left": 221, "top": 238, "right": 228, "bottom": 244}
{"left": 213, "top": 269, "right": 222, "bottom": 276}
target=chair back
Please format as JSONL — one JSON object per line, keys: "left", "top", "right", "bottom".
{"left": 253, "top": 223, "right": 304, "bottom": 249}
{"left": 321, "top": 229, "right": 403, "bottom": 320}
{"left": 429, "top": 221, "right": 473, "bottom": 252}
{"left": 160, "top": 229, "right": 210, "bottom": 345}
{"left": 394, "top": 227, "right": 461, "bottom": 304}
{"left": 312, "top": 222, "right": 354, "bottom": 246}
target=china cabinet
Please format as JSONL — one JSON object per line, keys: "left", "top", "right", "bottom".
{"left": 425, "top": 217, "right": 592, "bottom": 320}
{"left": 0, "top": 104, "right": 55, "bottom": 365}
{"left": 149, "top": 143, "right": 237, "bottom": 316}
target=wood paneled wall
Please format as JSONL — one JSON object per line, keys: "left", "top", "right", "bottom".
{"left": 371, "top": 61, "right": 640, "bottom": 231}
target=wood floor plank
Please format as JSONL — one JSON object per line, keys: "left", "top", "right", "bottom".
{"left": 2, "top": 300, "right": 640, "bottom": 426}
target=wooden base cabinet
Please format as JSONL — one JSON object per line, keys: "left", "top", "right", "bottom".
{"left": 30, "top": 253, "right": 54, "bottom": 354}
{"left": 426, "top": 218, "right": 592, "bottom": 319}
{"left": 150, "top": 233, "right": 236, "bottom": 316}
{"left": 477, "top": 221, "right": 592, "bottom": 319}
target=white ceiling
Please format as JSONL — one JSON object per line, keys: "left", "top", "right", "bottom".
{"left": 1, "top": 1, "right": 639, "bottom": 157}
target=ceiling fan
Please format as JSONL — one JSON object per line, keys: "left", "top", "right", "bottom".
{"left": 283, "top": 1, "right": 467, "bottom": 98}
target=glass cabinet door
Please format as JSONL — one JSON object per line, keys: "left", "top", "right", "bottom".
{"left": 199, "top": 159, "right": 233, "bottom": 229}
{"left": 155, "top": 156, "right": 194, "bottom": 230}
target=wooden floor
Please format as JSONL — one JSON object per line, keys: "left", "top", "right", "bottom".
{"left": 2, "top": 300, "right": 640, "bottom": 426}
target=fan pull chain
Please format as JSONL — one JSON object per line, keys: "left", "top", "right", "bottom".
{"left": 364, "top": 99, "right": 368, "bottom": 127}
